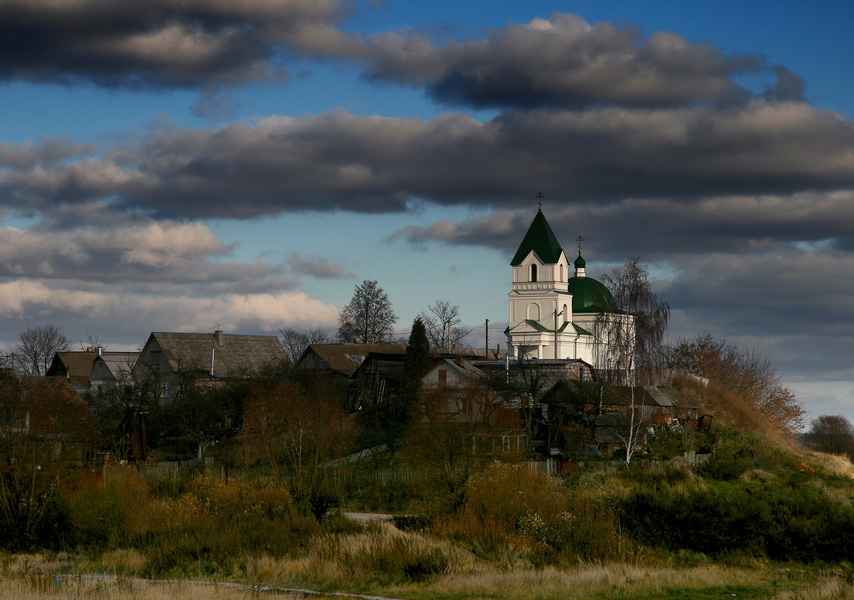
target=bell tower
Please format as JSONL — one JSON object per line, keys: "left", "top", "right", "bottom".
{"left": 506, "top": 200, "right": 573, "bottom": 359}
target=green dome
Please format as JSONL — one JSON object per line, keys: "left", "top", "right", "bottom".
{"left": 568, "top": 276, "right": 617, "bottom": 313}
{"left": 574, "top": 254, "right": 586, "bottom": 269}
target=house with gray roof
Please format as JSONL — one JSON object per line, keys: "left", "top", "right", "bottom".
{"left": 133, "top": 330, "right": 286, "bottom": 401}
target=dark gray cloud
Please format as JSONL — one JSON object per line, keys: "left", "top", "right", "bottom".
{"left": 392, "top": 191, "right": 854, "bottom": 275}
{"left": 363, "top": 13, "right": 785, "bottom": 110}
{"left": 2, "top": 101, "right": 852, "bottom": 220}
{"left": 0, "top": 0, "right": 348, "bottom": 88}
{"left": 0, "top": 4, "right": 800, "bottom": 114}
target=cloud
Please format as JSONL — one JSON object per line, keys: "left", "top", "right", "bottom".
{"left": 0, "top": 279, "right": 339, "bottom": 349}
{"left": 362, "top": 13, "right": 786, "bottom": 110}
{"left": 0, "top": 0, "right": 349, "bottom": 88}
{"left": 287, "top": 252, "right": 354, "bottom": 279}
{"left": 0, "top": 219, "right": 340, "bottom": 349}
{"left": 0, "top": 221, "right": 302, "bottom": 296}
{"left": 2, "top": 101, "right": 853, "bottom": 220}
{"left": 191, "top": 90, "right": 242, "bottom": 120}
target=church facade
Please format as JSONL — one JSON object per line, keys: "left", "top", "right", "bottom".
{"left": 506, "top": 208, "right": 630, "bottom": 369}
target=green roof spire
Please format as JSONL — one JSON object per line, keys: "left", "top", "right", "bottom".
{"left": 510, "top": 203, "right": 565, "bottom": 266}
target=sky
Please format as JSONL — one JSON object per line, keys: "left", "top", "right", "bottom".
{"left": 1, "top": 0, "right": 854, "bottom": 427}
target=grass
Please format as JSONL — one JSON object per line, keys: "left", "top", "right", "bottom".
{"left": 5, "top": 425, "right": 854, "bottom": 600}
{"left": 0, "top": 553, "right": 828, "bottom": 600}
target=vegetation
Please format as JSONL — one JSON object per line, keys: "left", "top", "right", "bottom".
{"left": 336, "top": 279, "right": 397, "bottom": 343}
{"left": 419, "top": 299, "right": 471, "bottom": 351}
{"left": 3, "top": 316, "right": 854, "bottom": 600}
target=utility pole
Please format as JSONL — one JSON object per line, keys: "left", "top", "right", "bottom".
{"left": 485, "top": 318, "right": 489, "bottom": 357}
{"left": 554, "top": 309, "right": 564, "bottom": 359}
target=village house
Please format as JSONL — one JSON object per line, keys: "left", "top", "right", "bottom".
{"left": 46, "top": 348, "right": 140, "bottom": 394}
{"left": 133, "top": 330, "right": 287, "bottom": 401}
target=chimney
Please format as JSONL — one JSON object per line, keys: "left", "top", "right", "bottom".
{"left": 214, "top": 329, "right": 225, "bottom": 347}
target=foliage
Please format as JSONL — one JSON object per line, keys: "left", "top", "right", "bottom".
{"left": 804, "top": 415, "right": 854, "bottom": 458}
{"left": 666, "top": 333, "right": 805, "bottom": 435}
{"left": 337, "top": 279, "right": 397, "bottom": 343}
{"left": 396, "top": 317, "right": 432, "bottom": 423}
{"left": 419, "top": 300, "right": 471, "bottom": 351}
{"left": 239, "top": 378, "right": 355, "bottom": 520}
{"left": 619, "top": 474, "right": 854, "bottom": 562}
{"left": 437, "top": 461, "right": 633, "bottom": 565}
{"left": 12, "top": 323, "right": 72, "bottom": 376}
{"left": 404, "top": 380, "right": 521, "bottom": 494}
{"left": 0, "top": 376, "right": 98, "bottom": 550}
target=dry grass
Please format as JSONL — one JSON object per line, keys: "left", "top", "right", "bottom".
{"left": 0, "top": 573, "right": 305, "bottom": 599}
{"left": 2, "top": 550, "right": 840, "bottom": 600}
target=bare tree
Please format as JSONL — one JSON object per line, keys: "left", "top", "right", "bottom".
{"left": 666, "top": 333, "right": 805, "bottom": 435}
{"left": 601, "top": 257, "right": 670, "bottom": 381}
{"left": 419, "top": 300, "right": 471, "bottom": 351}
{"left": 13, "top": 324, "right": 72, "bottom": 376}
{"left": 337, "top": 280, "right": 397, "bottom": 343}
{"left": 279, "top": 327, "right": 330, "bottom": 363}
{"left": 597, "top": 258, "right": 669, "bottom": 465}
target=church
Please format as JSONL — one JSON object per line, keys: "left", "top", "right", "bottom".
{"left": 506, "top": 206, "right": 630, "bottom": 369}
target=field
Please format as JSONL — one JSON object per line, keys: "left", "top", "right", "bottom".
{"left": 2, "top": 553, "right": 853, "bottom": 600}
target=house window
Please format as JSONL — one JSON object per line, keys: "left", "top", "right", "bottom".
{"left": 161, "top": 381, "right": 170, "bottom": 398}
{"left": 530, "top": 264, "right": 537, "bottom": 282}
{"left": 438, "top": 370, "right": 447, "bottom": 388}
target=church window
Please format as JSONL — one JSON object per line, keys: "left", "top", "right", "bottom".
{"left": 563, "top": 304, "right": 569, "bottom": 322}
{"left": 530, "top": 264, "right": 537, "bottom": 282}
{"left": 559, "top": 264, "right": 564, "bottom": 281}
{"left": 527, "top": 303, "right": 540, "bottom": 320}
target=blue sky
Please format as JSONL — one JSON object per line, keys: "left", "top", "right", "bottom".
{"left": 1, "top": 0, "right": 854, "bottom": 427}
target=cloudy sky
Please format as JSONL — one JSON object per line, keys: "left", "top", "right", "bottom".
{"left": 2, "top": 0, "right": 853, "bottom": 425}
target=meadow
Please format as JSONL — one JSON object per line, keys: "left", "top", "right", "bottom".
{"left": 4, "top": 429, "right": 854, "bottom": 600}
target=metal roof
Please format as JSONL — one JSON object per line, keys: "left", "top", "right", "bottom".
{"left": 511, "top": 209, "right": 565, "bottom": 266}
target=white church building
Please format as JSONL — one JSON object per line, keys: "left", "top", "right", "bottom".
{"left": 506, "top": 207, "right": 631, "bottom": 370}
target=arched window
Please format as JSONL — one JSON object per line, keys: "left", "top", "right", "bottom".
{"left": 527, "top": 303, "right": 540, "bottom": 321}
{"left": 563, "top": 304, "right": 569, "bottom": 322}
{"left": 530, "top": 264, "right": 538, "bottom": 282}
{"left": 559, "top": 264, "right": 564, "bottom": 281}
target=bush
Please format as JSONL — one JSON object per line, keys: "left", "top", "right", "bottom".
{"left": 618, "top": 476, "right": 854, "bottom": 562}
{"left": 437, "top": 461, "right": 637, "bottom": 565}
{"left": 66, "top": 467, "right": 151, "bottom": 548}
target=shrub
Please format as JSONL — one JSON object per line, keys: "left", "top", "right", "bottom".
{"left": 66, "top": 467, "right": 151, "bottom": 548}
{"left": 618, "top": 476, "right": 854, "bottom": 562}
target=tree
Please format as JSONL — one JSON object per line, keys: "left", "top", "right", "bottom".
{"left": 0, "top": 374, "right": 98, "bottom": 549}
{"left": 12, "top": 324, "right": 72, "bottom": 376}
{"left": 598, "top": 257, "right": 669, "bottom": 464}
{"left": 395, "top": 317, "right": 431, "bottom": 424}
{"left": 419, "top": 300, "right": 471, "bottom": 351}
{"left": 337, "top": 280, "right": 397, "bottom": 343}
{"left": 601, "top": 257, "right": 670, "bottom": 381}
{"left": 804, "top": 415, "right": 854, "bottom": 457}
{"left": 279, "top": 327, "right": 330, "bottom": 363}
{"left": 240, "top": 378, "right": 355, "bottom": 520}
{"left": 665, "top": 333, "right": 805, "bottom": 436}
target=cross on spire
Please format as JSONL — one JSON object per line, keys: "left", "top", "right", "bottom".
{"left": 576, "top": 235, "right": 584, "bottom": 255}
{"left": 535, "top": 191, "right": 544, "bottom": 211}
